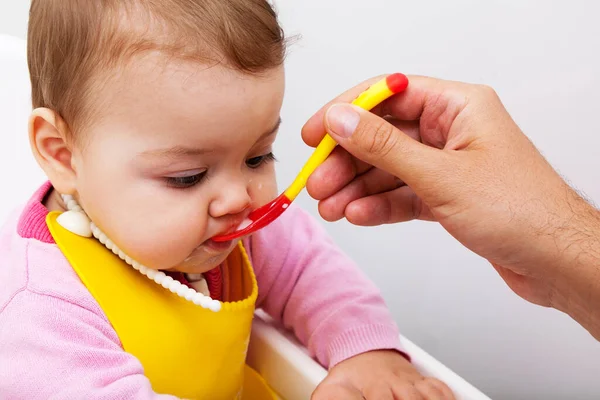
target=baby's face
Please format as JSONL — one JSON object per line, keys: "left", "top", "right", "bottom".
{"left": 70, "top": 54, "right": 284, "bottom": 273}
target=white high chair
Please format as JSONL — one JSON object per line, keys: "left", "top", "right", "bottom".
{"left": 0, "top": 34, "right": 491, "bottom": 400}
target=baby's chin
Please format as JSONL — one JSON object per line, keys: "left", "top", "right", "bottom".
{"left": 163, "top": 246, "right": 236, "bottom": 275}
{"left": 140, "top": 237, "right": 240, "bottom": 275}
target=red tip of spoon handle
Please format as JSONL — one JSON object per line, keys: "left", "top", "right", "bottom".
{"left": 386, "top": 73, "right": 409, "bottom": 94}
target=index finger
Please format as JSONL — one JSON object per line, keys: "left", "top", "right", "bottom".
{"left": 301, "top": 74, "right": 465, "bottom": 147}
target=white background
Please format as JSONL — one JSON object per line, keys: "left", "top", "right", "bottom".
{"left": 2, "top": 1, "right": 600, "bottom": 399}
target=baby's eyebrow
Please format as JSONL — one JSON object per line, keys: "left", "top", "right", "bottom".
{"left": 138, "top": 146, "right": 214, "bottom": 159}
{"left": 257, "top": 117, "right": 282, "bottom": 141}
{"left": 138, "top": 118, "right": 281, "bottom": 160}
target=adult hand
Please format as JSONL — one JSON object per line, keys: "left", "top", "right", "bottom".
{"left": 302, "top": 75, "right": 600, "bottom": 339}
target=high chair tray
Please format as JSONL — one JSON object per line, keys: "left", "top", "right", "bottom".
{"left": 248, "top": 310, "right": 491, "bottom": 400}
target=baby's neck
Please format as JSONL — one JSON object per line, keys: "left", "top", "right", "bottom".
{"left": 43, "top": 188, "right": 67, "bottom": 213}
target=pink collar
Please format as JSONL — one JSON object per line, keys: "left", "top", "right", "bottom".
{"left": 17, "top": 181, "right": 54, "bottom": 243}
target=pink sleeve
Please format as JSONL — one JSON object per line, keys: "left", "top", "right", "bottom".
{"left": 246, "top": 205, "right": 404, "bottom": 368}
{"left": 0, "top": 290, "right": 178, "bottom": 400}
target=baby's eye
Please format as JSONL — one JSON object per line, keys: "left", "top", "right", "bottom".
{"left": 165, "top": 171, "right": 207, "bottom": 189}
{"left": 246, "top": 152, "right": 276, "bottom": 169}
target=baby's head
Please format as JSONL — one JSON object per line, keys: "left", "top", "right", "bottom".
{"left": 28, "top": 0, "right": 287, "bottom": 273}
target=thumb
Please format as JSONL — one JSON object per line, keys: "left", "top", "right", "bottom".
{"left": 324, "top": 103, "right": 441, "bottom": 187}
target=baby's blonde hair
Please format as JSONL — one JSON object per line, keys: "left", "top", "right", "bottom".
{"left": 27, "top": 0, "right": 286, "bottom": 136}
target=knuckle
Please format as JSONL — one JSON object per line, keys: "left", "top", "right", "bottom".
{"left": 475, "top": 83, "right": 499, "bottom": 99}
{"left": 359, "top": 118, "right": 398, "bottom": 158}
{"left": 423, "top": 377, "right": 455, "bottom": 399}
{"left": 311, "top": 383, "right": 344, "bottom": 400}
{"left": 400, "top": 386, "right": 425, "bottom": 400}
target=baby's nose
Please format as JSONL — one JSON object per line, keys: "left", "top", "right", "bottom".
{"left": 209, "top": 179, "right": 251, "bottom": 218}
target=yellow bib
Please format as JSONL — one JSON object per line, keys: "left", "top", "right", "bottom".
{"left": 47, "top": 212, "right": 276, "bottom": 400}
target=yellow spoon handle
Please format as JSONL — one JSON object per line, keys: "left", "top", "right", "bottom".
{"left": 284, "top": 76, "right": 399, "bottom": 201}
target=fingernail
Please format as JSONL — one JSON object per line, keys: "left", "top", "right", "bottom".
{"left": 326, "top": 104, "right": 360, "bottom": 138}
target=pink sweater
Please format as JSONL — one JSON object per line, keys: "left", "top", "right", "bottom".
{"left": 0, "top": 182, "right": 402, "bottom": 399}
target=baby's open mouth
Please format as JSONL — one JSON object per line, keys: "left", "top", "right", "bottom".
{"left": 213, "top": 218, "right": 252, "bottom": 239}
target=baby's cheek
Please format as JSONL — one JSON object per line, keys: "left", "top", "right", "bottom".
{"left": 250, "top": 172, "right": 278, "bottom": 207}
{"left": 117, "top": 208, "right": 208, "bottom": 270}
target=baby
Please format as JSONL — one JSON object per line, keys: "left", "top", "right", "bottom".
{"left": 0, "top": 0, "right": 454, "bottom": 399}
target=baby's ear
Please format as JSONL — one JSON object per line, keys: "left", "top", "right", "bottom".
{"left": 29, "top": 108, "right": 77, "bottom": 195}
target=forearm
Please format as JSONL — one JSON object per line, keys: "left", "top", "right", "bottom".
{"left": 547, "top": 188, "right": 600, "bottom": 339}
{"left": 251, "top": 205, "right": 402, "bottom": 367}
